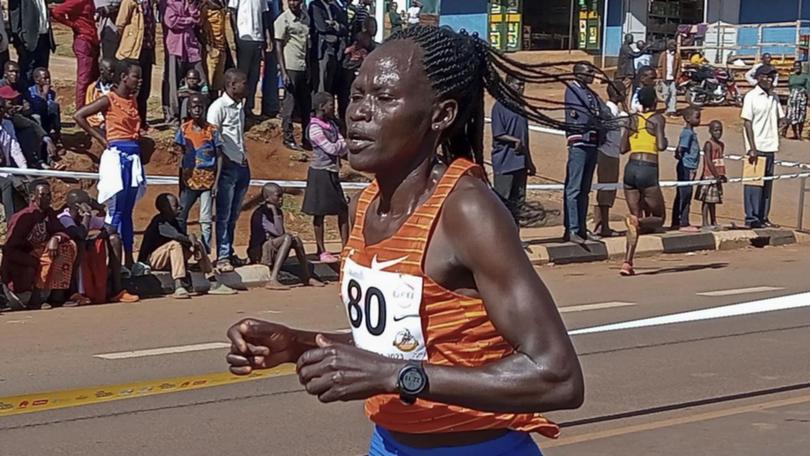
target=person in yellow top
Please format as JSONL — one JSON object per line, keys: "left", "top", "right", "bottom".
{"left": 621, "top": 86, "right": 668, "bottom": 276}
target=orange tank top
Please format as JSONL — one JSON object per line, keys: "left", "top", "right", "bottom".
{"left": 341, "top": 159, "right": 560, "bottom": 438}
{"left": 105, "top": 91, "right": 141, "bottom": 142}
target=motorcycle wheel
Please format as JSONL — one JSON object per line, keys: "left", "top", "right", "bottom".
{"left": 688, "top": 88, "right": 705, "bottom": 107}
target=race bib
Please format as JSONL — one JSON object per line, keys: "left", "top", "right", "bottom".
{"left": 341, "top": 257, "right": 427, "bottom": 361}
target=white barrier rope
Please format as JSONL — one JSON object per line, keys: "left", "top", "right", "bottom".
{"left": 1, "top": 119, "right": 807, "bottom": 193}
{"left": 2, "top": 167, "right": 809, "bottom": 192}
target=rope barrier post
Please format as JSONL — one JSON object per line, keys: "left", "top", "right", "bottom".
{"left": 798, "top": 176, "right": 808, "bottom": 232}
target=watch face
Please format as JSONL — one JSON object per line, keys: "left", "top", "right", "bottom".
{"left": 401, "top": 369, "right": 424, "bottom": 393}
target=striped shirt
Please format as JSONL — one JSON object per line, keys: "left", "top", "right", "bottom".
{"left": 341, "top": 159, "right": 560, "bottom": 437}
{"left": 308, "top": 117, "right": 347, "bottom": 172}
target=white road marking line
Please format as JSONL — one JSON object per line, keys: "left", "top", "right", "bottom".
{"left": 697, "top": 286, "right": 785, "bottom": 297}
{"left": 559, "top": 302, "right": 636, "bottom": 313}
{"left": 569, "top": 291, "right": 810, "bottom": 336}
{"left": 94, "top": 342, "right": 231, "bottom": 360}
{"left": 259, "top": 310, "right": 283, "bottom": 314}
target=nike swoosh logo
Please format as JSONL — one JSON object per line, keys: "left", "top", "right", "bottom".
{"left": 371, "top": 254, "right": 409, "bottom": 271}
{"left": 393, "top": 314, "right": 420, "bottom": 322}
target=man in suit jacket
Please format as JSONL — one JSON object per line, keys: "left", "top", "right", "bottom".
{"left": 657, "top": 39, "right": 682, "bottom": 115}
{"left": 8, "top": 0, "right": 55, "bottom": 85}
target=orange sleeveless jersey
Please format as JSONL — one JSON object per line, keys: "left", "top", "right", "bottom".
{"left": 341, "top": 159, "right": 560, "bottom": 438}
{"left": 105, "top": 92, "right": 141, "bottom": 142}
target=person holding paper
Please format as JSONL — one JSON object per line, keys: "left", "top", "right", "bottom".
{"left": 742, "top": 65, "right": 786, "bottom": 229}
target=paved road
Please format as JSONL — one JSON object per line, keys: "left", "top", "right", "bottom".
{"left": 2, "top": 244, "right": 810, "bottom": 455}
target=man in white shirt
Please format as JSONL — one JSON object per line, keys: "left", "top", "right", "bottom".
{"left": 745, "top": 53, "right": 779, "bottom": 87}
{"left": 407, "top": 0, "right": 421, "bottom": 25}
{"left": 229, "top": 0, "right": 270, "bottom": 118}
{"left": 657, "top": 39, "right": 681, "bottom": 116}
{"left": 208, "top": 69, "right": 251, "bottom": 272}
{"left": 741, "top": 65, "right": 785, "bottom": 228}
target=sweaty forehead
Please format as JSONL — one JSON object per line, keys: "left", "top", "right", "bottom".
{"left": 360, "top": 40, "right": 433, "bottom": 95}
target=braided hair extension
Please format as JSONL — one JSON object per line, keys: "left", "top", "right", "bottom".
{"left": 386, "top": 26, "right": 619, "bottom": 165}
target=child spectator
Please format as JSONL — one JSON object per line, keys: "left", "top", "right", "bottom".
{"left": 138, "top": 193, "right": 236, "bottom": 299}
{"left": 178, "top": 68, "right": 209, "bottom": 121}
{"left": 58, "top": 189, "right": 139, "bottom": 304}
{"left": 74, "top": 60, "right": 147, "bottom": 269}
{"left": 249, "top": 183, "right": 325, "bottom": 290}
{"left": 671, "top": 107, "right": 701, "bottom": 232}
{"left": 26, "top": 68, "right": 62, "bottom": 143}
{"left": 175, "top": 93, "right": 221, "bottom": 254}
{"left": 301, "top": 92, "right": 349, "bottom": 264}
{"left": 85, "top": 58, "right": 117, "bottom": 133}
{"left": 696, "top": 120, "right": 727, "bottom": 230}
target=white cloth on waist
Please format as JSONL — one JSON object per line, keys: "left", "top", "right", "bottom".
{"left": 97, "top": 144, "right": 146, "bottom": 204}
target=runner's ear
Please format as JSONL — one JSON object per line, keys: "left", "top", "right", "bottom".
{"left": 431, "top": 99, "right": 458, "bottom": 135}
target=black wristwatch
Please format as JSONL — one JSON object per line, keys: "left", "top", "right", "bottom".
{"left": 397, "top": 362, "right": 428, "bottom": 405}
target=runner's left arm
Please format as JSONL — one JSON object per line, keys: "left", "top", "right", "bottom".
{"left": 400, "top": 179, "right": 583, "bottom": 413}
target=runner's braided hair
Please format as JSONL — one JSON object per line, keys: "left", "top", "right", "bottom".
{"left": 387, "top": 25, "right": 614, "bottom": 165}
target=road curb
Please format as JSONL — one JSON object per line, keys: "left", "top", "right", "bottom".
{"left": 123, "top": 262, "right": 340, "bottom": 298}
{"left": 123, "top": 229, "right": 805, "bottom": 295}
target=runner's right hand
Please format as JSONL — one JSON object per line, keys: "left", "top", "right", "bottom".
{"left": 226, "top": 319, "right": 299, "bottom": 375}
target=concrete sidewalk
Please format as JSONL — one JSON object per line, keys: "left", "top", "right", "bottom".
{"left": 125, "top": 225, "right": 810, "bottom": 297}
{"left": 519, "top": 225, "right": 810, "bottom": 265}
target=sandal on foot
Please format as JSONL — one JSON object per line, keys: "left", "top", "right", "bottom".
{"left": 620, "top": 262, "right": 635, "bottom": 277}
{"left": 67, "top": 293, "right": 92, "bottom": 306}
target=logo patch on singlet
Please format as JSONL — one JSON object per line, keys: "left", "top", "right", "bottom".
{"left": 341, "top": 257, "right": 427, "bottom": 361}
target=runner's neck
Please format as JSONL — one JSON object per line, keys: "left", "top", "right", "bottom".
{"left": 374, "top": 157, "right": 443, "bottom": 218}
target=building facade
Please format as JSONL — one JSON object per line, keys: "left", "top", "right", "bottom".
{"left": 371, "top": 0, "right": 809, "bottom": 62}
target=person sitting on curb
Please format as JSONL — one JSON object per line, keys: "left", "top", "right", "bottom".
{"left": 138, "top": 193, "right": 237, "bottom": 299}
{"left": 58, "top": 189, "right": 139, "bottom": 305}
{"left": 1, "top": 181, "right": 78, "bottom": 310}
{"left": 248, "top": 183, "right": 325, "bottom": 291}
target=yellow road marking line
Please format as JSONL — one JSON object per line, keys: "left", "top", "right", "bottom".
{"left": 545, "top": 393, "right": 810, "bottom": 448}
{"left": 0, "top": 365, "right": 297, "bottom": 418}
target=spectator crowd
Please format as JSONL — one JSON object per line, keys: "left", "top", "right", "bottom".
{"left": 0, "top": 0, "right": 794, "bottom": 310}
{"left": 0, "top": 0, "right": 410, "bottom": 311}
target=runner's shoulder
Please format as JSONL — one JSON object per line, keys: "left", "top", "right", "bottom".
{"left": 439, "top": 173, "right": 516, "bottom": 244}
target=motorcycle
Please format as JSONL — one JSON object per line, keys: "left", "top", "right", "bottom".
{"left": 677, "top": 65, "right": 743, "bottom": 107}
